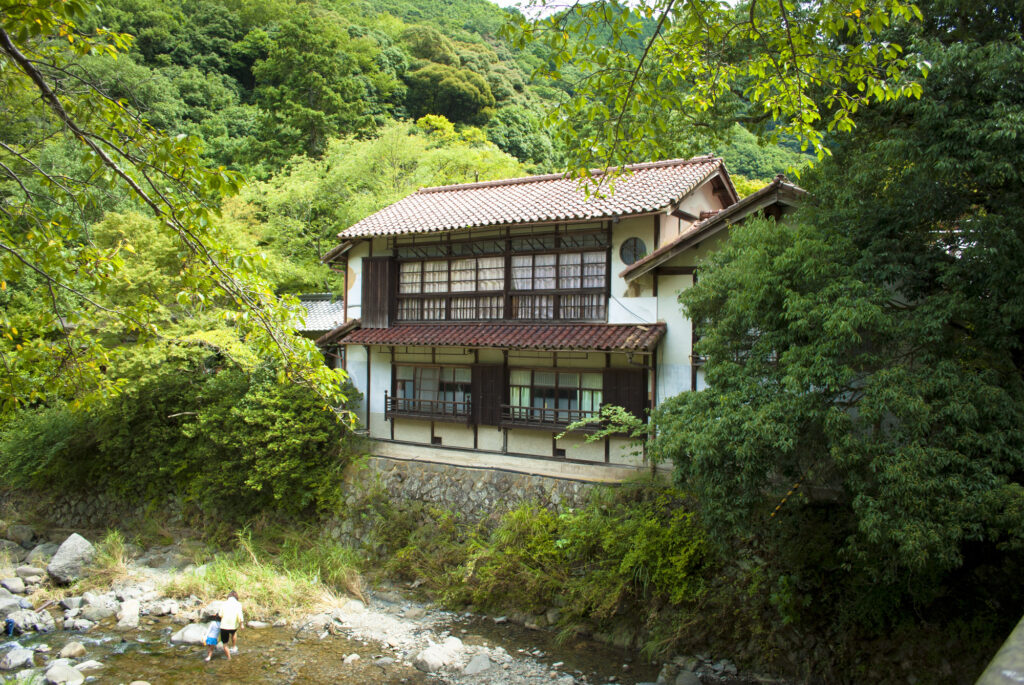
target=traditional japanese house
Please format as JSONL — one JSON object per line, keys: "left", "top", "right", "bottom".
{"left": 319, "top": 159, "right": 803, "bottom": 480}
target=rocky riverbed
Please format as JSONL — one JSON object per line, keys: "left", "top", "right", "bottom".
{"left": 0, "top": 524, "right": 778, "bottom": 685}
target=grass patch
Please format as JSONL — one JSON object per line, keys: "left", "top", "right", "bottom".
{"left": 163, "top": 529, "right": 363, "bottom": 618}
{"left": 76, "top": 529, "right": 131, "bottom": 591}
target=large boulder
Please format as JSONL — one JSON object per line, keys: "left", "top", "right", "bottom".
{"left": 43, "top": 663, "right": 84, "bottom": 685}
{"left": 6, "top": 524, "right": 35, "bottom": 548}
{"left": 170, "top": 623, "right": 208, "bottom": 645}
{"left": 413, "top": 637, "right": 464, "bottom": 673}
{"left": 463, "top": 654, "right": 492, "bottom": 675}
{"left": 0, "top": 648, "right": 35, "bottom": 671}
{"left": 47, "top": 535, "right": 95, "bottom": 585}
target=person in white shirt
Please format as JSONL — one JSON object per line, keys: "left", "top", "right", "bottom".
{"left": 219, "top": 591, "right": 244, "bottom": 655}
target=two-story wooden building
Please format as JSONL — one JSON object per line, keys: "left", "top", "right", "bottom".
{"left": 319, "top": 158, "right": 803, "bottom": 480}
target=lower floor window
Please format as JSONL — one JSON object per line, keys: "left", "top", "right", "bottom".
{"left": 507, "top": 369, "right": 602, "bottom": 424}
{"left": 393, "top": 366, "right": 471, "bottom": 417}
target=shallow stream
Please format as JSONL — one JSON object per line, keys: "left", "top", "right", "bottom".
{"left": 1, "top": 609, "right": 661, "bottom": 684}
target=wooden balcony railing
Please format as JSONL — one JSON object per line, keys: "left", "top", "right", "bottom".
{"left": 499, "top": 404, "right": 600, "bottom": 429}
{"left": 385, "top": 393, "right": 471, "bottom": 423}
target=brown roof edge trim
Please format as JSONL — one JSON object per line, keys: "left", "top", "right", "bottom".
{"left": 620, "top": 176, "right": 807, "bottom": 281}
{"left": 322, "top": 239, "right": 358, "bottom": 264}
{"left": 315, "top": 318, "right": 361, "bottom": 346}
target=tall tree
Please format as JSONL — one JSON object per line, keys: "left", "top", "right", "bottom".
{"left": 654, "top": 0, "right": 1024, "bottom": 628}
{"left": 505, "top": 0, "right": 927, "bottom": 175}
{"left": 0, "top": 0, "right": 344, "bottom": 413}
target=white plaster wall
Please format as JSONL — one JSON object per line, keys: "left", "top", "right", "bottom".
{"left": 346, "top": 241, "right": 369, "bottom": 322}
{"left": 367, "top": 347, "right": 392, "bottom": 439}
{"left": 507, "top": 429, "right": 554, "bottom": 457}
{"left": 609, "top": 296, "right": 657, "bottom": 324}
{"left": 434, "top": 423, "right": 475, "bottom": 449}
{"left": 610, "top": 436, "right": 643, "bottom": 467}
{"left": 477, "top": 425, "right": 503, "bottom": 451}
{"left": 610, "top": 214, "right": 656, "bottom": 301}
{"left": 557, "top": 432, "right": 603, "bottom": 463}
{"left": 346, "top": 345, "right": 369, "bottom": 426}
{"left": 656, "top": 273, "right": 694, "bottom": 403}
{"left": 394, "top": 418, "right": 432, "bottom": 443}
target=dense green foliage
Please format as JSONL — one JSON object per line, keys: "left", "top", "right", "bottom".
{"left": 0, "top": 347, "right": 362, "bottom": 520}
{"left": 506, "top": 0, "right": 927, "bottom": 176}
{"left": 654, "top": 0, "right": 1024, "bottom": 644}
{"left": 365, "top": 482, "right": 708, "bottom": 641}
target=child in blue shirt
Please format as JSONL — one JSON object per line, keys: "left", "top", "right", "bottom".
{"left": 204, "top": 615, "right": 221, "bottom": 662}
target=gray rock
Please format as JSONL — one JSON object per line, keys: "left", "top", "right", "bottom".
{"left": 247, "top": 620, "right": 270, "bottom": 629}
{"left": 8, "top": 609, "right": 55, "bottom": 633}
{"left": 0, "top": 587, "right": 12, "bottom": 598}
{"left": 170, "top": 623, "right": 208, "bottom": 645}
{"left": 200, "top": 600, "right": 225, "bottom": 620}
{"left": 15, "top": 566, "right": 44, "bottom": 581}
{"left": 26, "top": 543, "right": 60, "bottom": 565}
{"left": 81, "top": 591, "right": 110, "bottom": 608}
{"left": 59, "top": 597, "right": 83, "bottom": 610}
{"left": 58, "top": 642, "right": 86, "bottom": 659}
{"left": 0, "top": 597, "right": 22, "bottom": 618}
{"left": 79, "top": 606, "right": 113, "bottom": 623}
{"left": 75, "top": 660, "right": 103, "bottom": 672}
{"left": 116, "top": 599, "right": 140, "bottom": 630}
{"left": 6, "top": 524, "right": 35, "bottom": 548}
{"left": 2, "top": 578, "right": 26, "bottom": 594}
{"left": 149, "top": 599, "right": 178, "bottom": 616}
{"left": 413, "top": 637, "right": 464, "bottom": 672}
{"left": 63, "top": 618, "right": 95, "bottom": 631}
{"left": 47, "top": 534, "right": 95, "bottom": 585}
{"left": 674, "top": 671, "right": 701, "bottom": 685}
{"left": 463, "top": 654, "right": 492, "bottom": 675}
{"left": 43, "top": 663, "right": 84, "bottom": 685}
{"left": 129, "top": 681, "right": 151, "bottom": 685}
{"left": 0, "top": 539, "right": 27, "bottom": 563}
{"left": 0, "top": 648, "right": 35, "bottom": 671}
{"left": 14, "top": 668, "right": 41, "bottom": 681}
{"left": 403, "top": 607, "right": 427, "bottom": 619}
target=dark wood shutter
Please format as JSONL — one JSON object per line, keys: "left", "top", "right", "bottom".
{"left": 603, "top": 368, "right": 647, "bottom": 419}
{"left": 361, "top": 257, "right": 395, "bottom": 329}
{"left": 472, "top": 365, "right": 504, "bottom": 426}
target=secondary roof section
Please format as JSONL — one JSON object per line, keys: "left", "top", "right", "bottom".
{"left": 339, "top": 322, "right": 666, "bottom": 353}
{"left": 337, "top": 157, "right": 734, "bottom": 240}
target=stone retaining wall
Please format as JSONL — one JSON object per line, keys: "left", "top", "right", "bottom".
{"left": 354, "top": 456, "right": 597, "bottom": 522}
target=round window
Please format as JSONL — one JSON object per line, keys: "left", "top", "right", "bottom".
{"left": 619, "top": 237, "right": 648, "bottom": 265}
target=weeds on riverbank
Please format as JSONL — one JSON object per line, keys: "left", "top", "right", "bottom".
{"left": 84, "top": 529, "right": 131, "bottom": 589}
{"left": 163, "top": 529, "right": 363, "bottom": 617}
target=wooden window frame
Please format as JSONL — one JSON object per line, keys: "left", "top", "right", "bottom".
{"left": 392, "top": 225, "right": 610, "bottom": 323}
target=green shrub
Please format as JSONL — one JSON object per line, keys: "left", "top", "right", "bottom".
{"left": 0, "top": 343, "right": 363, "bottom": 522}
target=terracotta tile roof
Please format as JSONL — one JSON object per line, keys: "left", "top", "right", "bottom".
{"left": 338, "top": 157, "right": 730, "bottom": 239}
{"left": 339, "top": 322, "right": 666, "bottom": 352}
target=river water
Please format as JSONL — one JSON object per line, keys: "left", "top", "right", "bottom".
{"left": 1, "top": 610, "right": 661, "bottom": 684}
